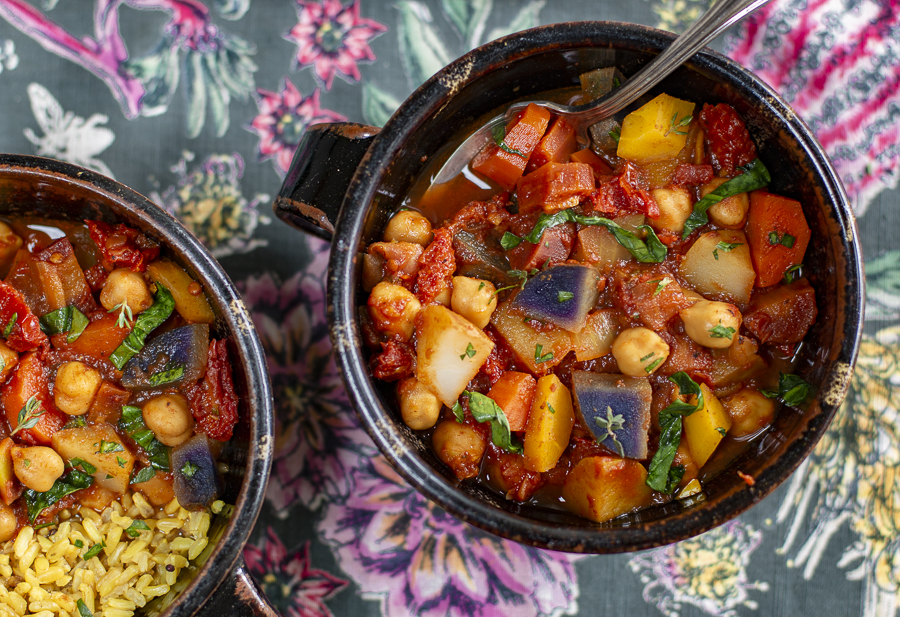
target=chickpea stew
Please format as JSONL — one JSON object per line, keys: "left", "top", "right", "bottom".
{"left": 0, "top": 218, "right": 238, "bottom": 541}
{"left": 362, "top": 78, "right": 818, "bottom": 524}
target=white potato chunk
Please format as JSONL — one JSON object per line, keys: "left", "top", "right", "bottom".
{"left": 416, "top": 305, "right": 494, "bottom": 408}
{"left": 679, "top": 230, "right": 755, "bottom": 305}
{"left": 52, "top": 424, "right": 135, "bottom": 494}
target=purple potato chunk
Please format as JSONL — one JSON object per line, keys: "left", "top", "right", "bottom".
{"left": 171, "top": 434, "right": 223, "bottom": 510}
{"left": 571, "top": 371, "right": 651, "bottom": 459}
{"left": 511, "top": 264, "right": 600, "bottom": 332}
{"left": 121, "top": 324, "right": 209, "bottom": 390}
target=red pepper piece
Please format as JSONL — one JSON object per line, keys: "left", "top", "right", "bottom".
{"left": 589, "top": 162, "right": 658, "bottom": 218}
{"left": 0, "top": 281, "right": 48, "bottom": 354}
{"left": 187, "top": 339, "right": 239, "bottom": 441}
{"left": 699, "top": 103, "right": 757, "bottom": 177}
{"left": 87, "top": 220, "right": 160, "bottom": 272}
{"left": 415, "top": 228, "right": 455, "bottom": 306}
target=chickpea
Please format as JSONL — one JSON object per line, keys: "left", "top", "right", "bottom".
{"left": 54, "top": 361, "right": 102, "bottom": 415}
{"left": 649, "top": 187, "right": 693, "bottom": 233}
{"left": 367, "top": 281, "right": 422, "bottom": 340}
{"left": 397, "top": 377, "right": 442, "bottom": 430}
{"left": 701, "top": 178, "right": 750, "bottom": 228}
{"left": 383, "top": 210, "right": 433, "bottom": 245}
{"left": 723, "top": 387, "right": 776, "bottom": 438}
{"left": 143, "top": 393, "right": 194, "bottom": 447}
{"left": 681, "top": 288, "right": 706, "bottom": 304}
{"left": 432, "top": 420, "right": 487, "bottom": 480}
{"left": 0, "top": 340, "right": 17, "bottom": 382}
{"left": 99, "top": 268, "right": 154, "bottom": 315}
{"left": 12, "top": 446, "right": 64, "bottom": 493}
{"left": 451, "top": 276, "right": 497, "bottom": 329}
{"left": 0, "top": 503, "right": 16, "bottom": 542}
{"left": 611, "top": 327, "right": 670, "bottom": 376}
{"left": 679, "top": 300, "right": 742, "bottom": 349}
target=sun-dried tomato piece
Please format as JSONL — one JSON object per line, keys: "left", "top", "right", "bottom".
{"left": 589, "top": 162, "right": 658, "bottom": 218}
{"left": 87, "top": 220, "right": 160, "bottom": 272}
{"left": 670, "top": 163, "right": 714, "bottom": 187}
{"left": 415, "top": 228, "right": 455, "bottom": 305}
{"left": 84, "top": 264, "right": 109, "bottom": 293}
{"left": 479, "top": 325, "right": 515, "bottom": 386}
{"left": 0, "top": 281, "right": 48, "bottom": 353}
{"left": 369, "top": 340, "right": 415, "bottom": 382}
{"left": 699, "top": 103, "right": 757, "bottom": 177}
{"left": 187, "top": 339, "right": 239, "bottom": 442}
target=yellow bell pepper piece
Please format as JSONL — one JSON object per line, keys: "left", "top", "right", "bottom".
{"left": 524, "top": 374, "right": 574, "bottom": 472}
{"left": 683, "top": 384, "right": 732, "bottom": 468}
{"left": 616, "top": 93, "right": 696, "bottom": 164}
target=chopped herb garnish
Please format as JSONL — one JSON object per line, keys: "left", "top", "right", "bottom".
{"left": 76, "top": 598, "right": 93, "bottom": 617}
{"left": 783, "top": 264, "right": 803, "bottom": 284}
{"left": 609, "top": 127, "right": 621, "bottom": 143}
{"left": 682, "top": 159, "right": 771, "bottom": 239}
{"left": 595, "top": 406, "right": 626, "bottom": 457}
{"left": 645, "top": 357, "right": 664, "bottom": 373}
{"left": 2, "top": 313, "right": 17, "bottom": 338}
{"left": 491, "top": 123, "right": 526, "bottom": 158}
{"left": 557, "top": 290, "right": 574, "bottom": 303}
{"left": 768, "top": 231, "right": 780, "bottom": 245}
{"left": 522, "top": 208, "right": 667, "bottom": 263}
{"left": 148, "top": 363, "right": 186, "bottom": 387}
{"left": 97, "top": 440, "right": 123, "bottom": 454}
{"left": 646, "top": 372, "right": 705, "bottom": 493}
{"left": 781, "top": 233, "right": 796, "bottom": 248}
{"left": 665, "top": 111, "right": 692, "bottom": 137}
{"left": 116, "top": 456, "right": 127, "bottom": 468}
{"left": 69, "top": 458, "right": 97, "bottom": 475}
{"left": 451, "top": 400, "right": 465, "bottom": 423}
{"left": 500, "top": 231, "right": 522, "bottom": 250}
{"left": 708, "top": 324, "right": 736, "bottom": 339}
{"left": 762, "top": 372, "right": 811, "bottom": 406}
{"left": 460, "top": 342, "right": 477, "bottom": 361}
{"left": 63, "top": 415, "right": 87, "bottom": 430}
{"left": 713, "top": 241, "right": 743, "bottom": 260}
{"left": 478, "top": 282, "right": 486, "bottom": 291}
{"left": 74, "top": 539, "right": 84, "bottom": 548}
{"left": 110, "top": 300, "right": 134, "bottom": 330}
{"left": 465, "top": 391, "right": 523, "bottom": 454}
{"left": 125, "top": 520, "right": 151, "bottom": 538}
{"left": 10, "top": 395, "right": 44, "bottom": 437}
{"left": 648, "top": 277, "right": 672, "bottom": 297}
{"left": 534, "top": 343, "right": 554, "bottom": 364}
{"left": 181, "top": 461, "right": 199, "bottom": 478}
{"left": 715, "top": 427, "right": 727, "bottom": 437}
{"left": 639, "top": 352, "right": 656, "bottom": 363}
{"left": 83, "top": 541, "right": 106, "bottom": 560}
{"left": 548, "top": 402, "right": 556, "bottom": 414}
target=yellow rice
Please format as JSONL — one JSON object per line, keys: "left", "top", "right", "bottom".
{"left": 0, "top": 494, "right": 224, "bottom": 617}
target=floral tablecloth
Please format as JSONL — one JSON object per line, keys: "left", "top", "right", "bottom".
{"left": 0, "top": 1, "right": 897, "bottom": 616}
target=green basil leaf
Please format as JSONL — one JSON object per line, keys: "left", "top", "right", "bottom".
{"left": 500, "top": 232, "right": 522, "bottom": 250}
{"left": 24, "top": 469, "right": 93, "bottom": 522}
{"left": 3, "top": 312, "right": 17, "bottom": 338}
{"left": 130, "top": 466, "right": 157, "bottom": 485}
{"left": 682, "top": 159, "right": 771, "bottom": 239}
{"left": 148, "top": 364, "right": 185, "bottom": 387}
{"left": 522, "top": 208, "right": 667, "bottom": 263}
{"left": 125, "top": 520, "right": 151, "bottom": 538}
{"left": 83, "top": 541, "right": 106, "bottom": 560}
{"left": 119, "top": 405, "right": 170, "bottom": 471}
{"left": 76, "top": 598, "right": 93, "bottom": 617}
{"left": 762, "top": 372, "right": 811, "bottom": 406}
{"left": 69, "top": 458, "right": 97, "bottom": 475}
{"left": 465, "top": 391, "right": 523, "bottom": 454}
{"left": 645, "top": 372, "right": 705, "bottom": 493}
{"left": 451, "top": 400, "right": 465, "bottom": 423}
{"left": 39, "top": 306, "right": 73, "bottom": 336}
{"left": 109, "top": 284, "right": 175, "bottom": 370}
{"left": 68, "top": 307, "right": 89, "bottom": 343}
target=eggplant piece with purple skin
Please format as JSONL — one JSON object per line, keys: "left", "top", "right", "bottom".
{"left": 511, "top": 264, "right": 600, "bottom": 332}
{"left": 121, "top": 324, "right": 209, "bottom": 390}
{"left": 571, "top": 371, "right": 652, "bottom": 459}
{"left": 171, "top": 434, "right": 224, "bottom": 510}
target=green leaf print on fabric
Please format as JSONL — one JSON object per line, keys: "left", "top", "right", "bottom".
{"left": 647, "top": 0, "right": 716, "bottom": 33}
{"left": 865, "top": 250, "right": 900, "bottom": 321}
{"left": 363, "top": 83, "right": 402, "bottom": 127}
{"left": 442, "top": 0, "right": 491, "bottom": 49}
{"left": 397, "top": 1, "right": 453, "bottom": 86}
{"left": 485, "top": 0, "right": 546, "bottom": 42}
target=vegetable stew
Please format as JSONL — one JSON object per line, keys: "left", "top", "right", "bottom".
{"left": 0, "top": 217, "right": 237, "bottom": 539}
{"left": 362, "top": 79, "right": 817, "bottom": 524}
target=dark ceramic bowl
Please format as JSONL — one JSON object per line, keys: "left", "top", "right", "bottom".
{"left": 275, "top": 22, "right": 863, "bottom": 553}
{"left": 0, "top": 154, "right": 277, "bottom": 615}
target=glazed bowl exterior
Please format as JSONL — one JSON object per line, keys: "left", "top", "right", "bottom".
{"left": 276, "top": 22, "right": 864, "bottom": 553}
{"left": 0, "top": 154, "right": 276, "bottom": 615}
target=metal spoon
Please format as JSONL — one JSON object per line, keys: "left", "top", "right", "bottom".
{"left": 431, "top": 0, "right": 773, "bottom": 185}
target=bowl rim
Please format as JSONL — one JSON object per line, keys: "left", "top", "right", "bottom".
{"left": 327, "top": 21, "right": 864, "bottom": 553}
{"left": 0, "top": 153, "right": 275, "bottom": 607}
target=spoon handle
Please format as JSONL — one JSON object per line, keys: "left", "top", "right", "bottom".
{"left": 577, "top": 0, "right": 774, "bottom": 124}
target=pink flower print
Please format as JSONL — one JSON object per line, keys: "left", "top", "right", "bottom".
{"left": 249, "top": 79, "right": 346, "bottom": 174}
{"left": 319, "top": 456, "right": 585, "bottom": 617}
{"left": 287, "top": 0, "right": 386, "bottom": 90}
{"left": 244, "top": 526, "right": 348, "bottom": 617}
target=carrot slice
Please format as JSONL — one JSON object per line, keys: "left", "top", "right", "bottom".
{"left": 67, "top": 312, "right": 131, "bottom": 361}
{"left": 2, "top": 352, "right": 66, "bottom": 445}
{"left": 746, "top": 191, "right": 811, "bottom": 287}
{"left": 527, "top": 116, "right": 577, "bottom": 173}
{"left": 471, "top": 104, "right": 551, "bottom": 189}
{"left": 487, "top": 371, "right": 537, "bottom": 432}
{"left": 516, "top": 162, "right": 595, "bottom": 214}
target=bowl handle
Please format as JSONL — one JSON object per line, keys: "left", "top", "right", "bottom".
{"left": 273, "top": 122, "right": 380, "bottom": 241}
{"left": 195, "top": 556, "right": 279, "bottom": 617}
